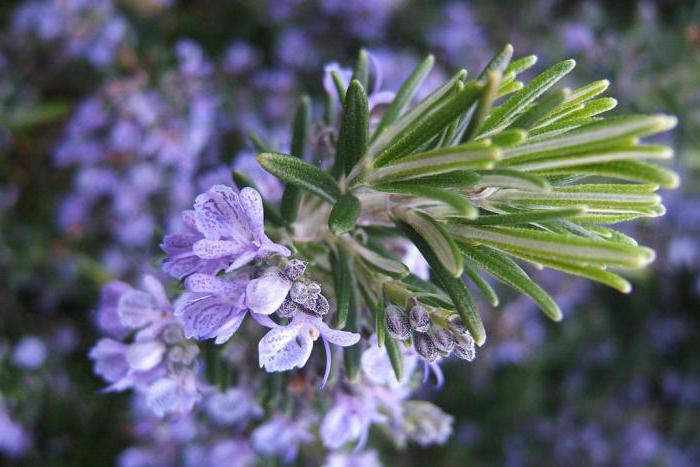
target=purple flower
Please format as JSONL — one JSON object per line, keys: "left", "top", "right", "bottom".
{"left": 223, "top": 41, "right": 261, "bottom": 75}
{"left": 0, "top": 410, "right": 30, "bottom": 459}
{"left": 175, "top": 273, "right": 249, "bottom": 343}
{"left": 208, "top": 439, "right": 257, "bottom": 467}
{"left": 204, "top": 387, "right": 263, "bottom": 426}
{"left": 252, "top": 415, "right": 314, "bottom": 462}
{"left": 320, "top": 393, "right": 386, "bottom": 451}
{"left": 162, "top": 185, "right": 290, "bottom": 278}
{"left": 145, "top": 370, "right": 201, "bottom": 417}
{"left": 90, "top": 275, "right": 203, "bottom": 417}
{"left": 257, "top": 312, "right": 360, "bottom": 373}
{"left": 161, "top": 210, "right": 229, "bottom": 279}
{"left": 10, "top": 336, "right": 47, "bottom": 370}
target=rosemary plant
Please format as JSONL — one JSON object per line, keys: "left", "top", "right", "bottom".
{"left": 253, "top": 45, "right": 678, "bottom": 379}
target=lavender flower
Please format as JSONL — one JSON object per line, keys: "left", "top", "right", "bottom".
{"left": 258, "top": 312, "right": 360, "bottom": 373}
{"left": 10, "top": 336, "right": 47, "bottom": 370}
{"left": 320, "top": 392, "right": 387, "bottom": 451}
{"left": 163, "top": 185, "right": 290, "bottom": 277}
{"left": 251, "top": 415, "right": 314, "bottom": 462}
{"left": 0, "top": 409, "right": 30, "bottom": 459}
{"left": 89, "top": 275, "right": 202, "bottom": 417}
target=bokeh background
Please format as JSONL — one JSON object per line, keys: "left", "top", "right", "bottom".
{"left": 1, "top": 0, "right": 698, "bottom": 465}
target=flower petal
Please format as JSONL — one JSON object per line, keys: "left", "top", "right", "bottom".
{"left": 239, "top": 187, "right": 264, "bottom": 241}
{"left": 126, "top": 340, "right": 166, "bottom": 371}
{"left": 174, "top": 293, "right": 242, "bottom": 340}
{"left": 117, "top": 290, "right": 160, "bottom": 328}
{"left": 316, "top": 319, "right": 361, "bottom": 347}
{"left": 184, "top": 273, "right": 244, "bottom": 294}
{"left": 258, "top": 323, "right": 313, "bottom": 372}
{"left": 193, "top": 239, "right": 246, "bottom": 259}
{"left": 245, "top": 269, "right": 292, "bottom": 315}
{"left": 141, "top": 275, "right": 169, "bottom": 308}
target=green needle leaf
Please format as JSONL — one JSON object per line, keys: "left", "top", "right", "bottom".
{"left": 351, "top": 49, "right": 369, "bottom": 89}
{"left": 462, "top": 262, "right": 499, "bottom": 306}
{"left": 397, "top": 210, "right": 464, "bottom": 278}
{"left": 280, "top": 96, "right": 311, "bottom": 223}
{"left": 328, "top": 192, "right": 362, "bottom": 234}
{"left": 372, "top": 81, "right": 484, "bottom": 167}
{"left": 478, "top": 43, "right": 514, "bottom": 79}
{"left": 481, "top": 59, "right": 576, "bottom": 135}
{"left": 335, "top": 80, "right": 369, "bottom": 177}
{"left": 372, "top": 183, "right": 477, "bottom": 218}
{"left": 369, "top": 140, "right": 499, "bottom": 182}
{"left": 452, "top": 206, "right": 587, "bottom": 226}
{"left": 257, "top": 152, "right": 341, "bottom": 203}
{"left": 374, "top": 54, "right": 435, "bottom": 141}
{"left": 475, "top": 168, "right": 551, "bottom": 192}
{"left": 351, "top": 239, "right": 409, "bottom": 278}
{"left": 451, "top": 225, "right": 655, "bottom": 269}
{"left": 459, "top": 244, "right": 562, "bottom": 321}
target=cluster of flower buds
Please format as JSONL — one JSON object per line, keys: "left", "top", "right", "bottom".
{"left": 277, "top": 260, "right": 330, "bottom": 319}
{"left": 385, "top": 299, "right": 476, "bottom": 363}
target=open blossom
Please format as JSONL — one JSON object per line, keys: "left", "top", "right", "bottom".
{"left": 162, "top": 185, "right": 290, "bottom": 278}
{"left": 258, "top": 312, "right": 360, "bottom": 374}
{"left": 251, "top": 415, "right": 315, "bottom": 462}
{"left": 320, "top": 392, "right": 387, "bottom": 451}
{"left": 90, "top": 275, "right": 201, "bottom": 417}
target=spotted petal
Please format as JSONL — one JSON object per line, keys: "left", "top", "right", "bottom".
{"left": 175, "top": 293, "right": 243, "bottom": 340}
{"left": 193, "top": 238, "right": 247, "bottom": 259}
{"left": 258, "top": 323, "right": 313, "bottom": 372}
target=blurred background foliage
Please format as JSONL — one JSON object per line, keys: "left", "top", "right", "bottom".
{"left": 0, "top": 0, "right": 698, "bottom": 465}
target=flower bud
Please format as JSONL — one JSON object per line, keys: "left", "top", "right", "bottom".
{"left": 409, "top": 305, "right": 431, "bottom": 333}
{"left": 431, "top": 327, "right": 455, "bottom": 353}
{"left": 447, "top": 314, "right": 466, "bottom": 334}
{"left": 284, "top": 259, "right": 307, "bottom": 281}
{"left": 385, "top": 305, "right": 410, "bottom": 340}
{"left": 453, "top": 331, "right": 476, "bottom": 362}
{"left": 413, "top": 332, "right": 438, "bottom": 363}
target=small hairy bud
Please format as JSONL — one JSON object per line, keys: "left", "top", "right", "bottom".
{"left": 447, "top": 314, "right": 466, "bottom": 334}
{"left": 284, "top": 259, "right": 307, "bottom": 281}
{"left": 385, "top": 305, "right": 410, "bottom": 340}
{"left": 277, "top": 299, "right": 299, "bottom": 318}
{"left": 289, "top": 282, "right": 309, "bottom": 305}
{"left": 453, "top": 331, "right": 476, "bottom": 362}
{"left": 409, "top": 305, "right": 431, "bottom": 333}
{"left": 413, "top": 332, "right": 438, "bottom": 363}
{"left": 431, "top": 327, "right": 455, "bottom": 353}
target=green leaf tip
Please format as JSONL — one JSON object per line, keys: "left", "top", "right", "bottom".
{"left": 328, "top": 192, "right": 362, "bottom": 235}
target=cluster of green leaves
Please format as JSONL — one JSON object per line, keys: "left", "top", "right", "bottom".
{"left": 255, "top": 45, "right": 677, "bottom": 379}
